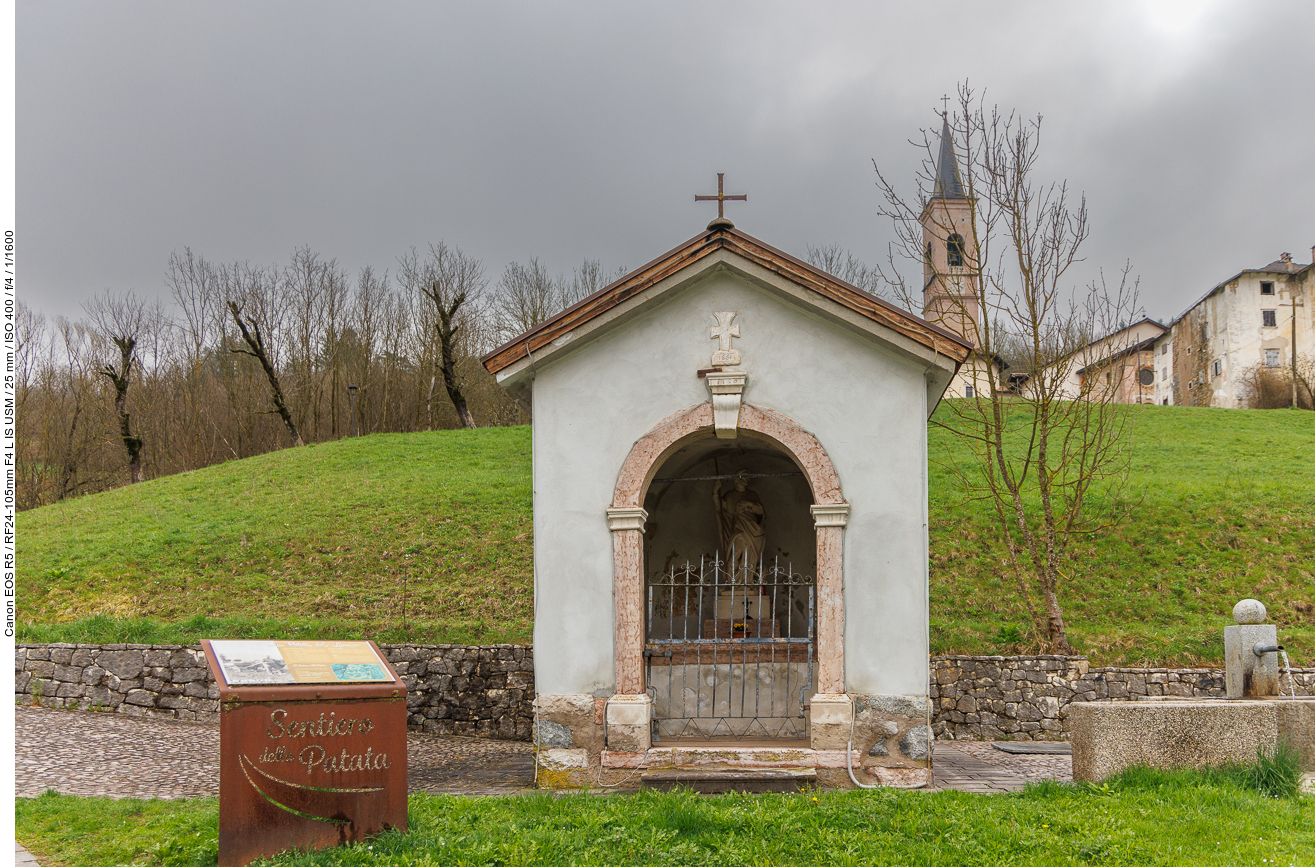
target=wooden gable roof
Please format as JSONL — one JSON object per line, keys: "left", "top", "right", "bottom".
{"left": 482, "top": 224, "right": 973, "bottom": 377}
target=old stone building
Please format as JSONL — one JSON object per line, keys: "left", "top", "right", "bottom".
{"left": 1060, "top": 317, "right": 1167, "bottom": 405}
{"left": 1162, "top": 251, "right": 1313, "bottom": 408}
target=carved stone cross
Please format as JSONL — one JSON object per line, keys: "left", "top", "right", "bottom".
{"left": 710, "top": 311, "right": 741, "bottom": 366}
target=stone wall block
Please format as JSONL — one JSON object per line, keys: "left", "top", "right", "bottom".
{"left": 26, "top": 660, "right": 55, "bottom": 678}
{"left": 123, "top": 689, "right": 156, "bottom": 707}
{"left": 98, "top": 651, "right": 145, "bottom": 679}
{"left": 144, "top": 650, "right": 172, "bottom": 667}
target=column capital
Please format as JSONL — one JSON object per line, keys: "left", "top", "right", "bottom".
{"left": 606, "top": 506, "right": 649, "bottom": 532}
{"left": 810, "top": 503, "right": 850, "bottom": 528}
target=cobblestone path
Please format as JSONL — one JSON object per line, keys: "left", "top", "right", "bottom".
{"left": 16, "top": 706, "right": 1069, "bottom": 801}
{"left": 15, "top": 705, "right": 535, "bottom": 800}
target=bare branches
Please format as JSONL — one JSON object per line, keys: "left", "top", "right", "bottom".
{"left": 222, "top": 263, "right": 304, "bottom": 448}
{"left": 803, "top": 245, "right": 885, "bottom": 298}
{"left": 876, "top": 83, "right": 1141, "bottom": 653}
{"left": 398, "top": 243, "right": 488, "bottom": 429}
{"left": 83, "top": 290, "right": 166, "bottom": 483}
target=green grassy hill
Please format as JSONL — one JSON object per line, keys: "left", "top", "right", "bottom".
{"left": 18, "top": 405, "right": 1315, "bottom": 666}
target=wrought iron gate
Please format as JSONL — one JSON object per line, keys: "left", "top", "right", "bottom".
{"left": 645, "top": 550, "right": 815, "bottom": 741}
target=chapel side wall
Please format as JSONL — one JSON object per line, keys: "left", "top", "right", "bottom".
{"left": 529, "top": 270, "right": 933, "bottom": 700}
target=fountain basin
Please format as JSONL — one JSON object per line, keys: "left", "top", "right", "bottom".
{"left": 1069, "top": 697, "right": 1315, "bottom": 782}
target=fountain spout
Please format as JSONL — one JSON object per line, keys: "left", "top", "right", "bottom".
{"left": 1252, "top": 643, "right": 1284, "bottom": 657}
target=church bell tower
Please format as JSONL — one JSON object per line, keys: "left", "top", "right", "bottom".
{"left": 921, "top": 114, "right": 980, "bottom": 347}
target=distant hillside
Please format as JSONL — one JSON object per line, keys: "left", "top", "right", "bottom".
{"left": 19, "top": 428, "right": 534, "bottom": 646}
{"left": 18, "top": 406, "right": 1315, "bottom": 666}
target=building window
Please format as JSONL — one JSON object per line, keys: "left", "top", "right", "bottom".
{"left": 1265, "top": 348, "right": 1281, "bottom": 367}
{"left": 964, "top": 384, "right": 975, "bottom": 398}
{"left": 1212, "top": 360, "right": 1222, "bottom": 378}
{"left": 1161, "top": 367, "right": 1168, "bottom": 381}
{"left": 1263, "top": 309, "right": 1277, "bottom": 327}
{"left": 1160, "top": 343, "right": 1169, "bottom": 355}
{"left": 947, "top": 233, "right": 964, "bottom": 267}
{"left": 925, "top": 242, "right": 933, "bottom": 264}
{"left": 1261, "top": 281, "right": 1274, "bottom": 295}
{"left": 1162, "top": 398, "right": 1169, "bottom": 406}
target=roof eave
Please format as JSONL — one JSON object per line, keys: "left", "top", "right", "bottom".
{"left": 482, "top": 226, "right": 973, "bottom": 379}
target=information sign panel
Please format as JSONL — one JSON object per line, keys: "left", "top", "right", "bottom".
{"left": 201, "top": 639, "right": 407, "bottom": 867}
{"left": 210, "top": 640, "right": 392, "bottom": 686}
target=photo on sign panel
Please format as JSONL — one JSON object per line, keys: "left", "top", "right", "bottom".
{"left": 210, "top": 640, "right": 295, "bottom": 685}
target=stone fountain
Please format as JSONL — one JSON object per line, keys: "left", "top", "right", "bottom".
{"left": 1070, "top": 599, "right": 1314, "bottom": 782}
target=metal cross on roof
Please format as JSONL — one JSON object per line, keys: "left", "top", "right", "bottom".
{"left": 695, "top": 173, "right": 746, "bottom": 228}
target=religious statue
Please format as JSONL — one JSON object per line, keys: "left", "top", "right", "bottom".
{"left": 713, "top": 471, "right": 766, "bottom": 575}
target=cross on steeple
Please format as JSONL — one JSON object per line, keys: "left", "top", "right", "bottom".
{"left": 695, "top": 173, "right": 747, "bottom": 230}
{"left": 941, "top": 94, "right": 951, "bottom": 117}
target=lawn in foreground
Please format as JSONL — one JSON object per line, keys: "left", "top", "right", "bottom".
{"left": 17, "top": 777, "right": 1315, "bottom": 867}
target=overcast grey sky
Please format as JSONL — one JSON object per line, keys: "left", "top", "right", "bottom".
{"left": 16, "top": 0, "right": 1314, "bottom": 326}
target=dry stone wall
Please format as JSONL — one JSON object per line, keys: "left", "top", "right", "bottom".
{"left": 931, "top": 655, "right": 1315, "bottom": 740}
{"left": 15, "top": 645, "right": 1312, "bottom": 743}
{"left": 14, "top": 643, "right": 535, "bottom": 741}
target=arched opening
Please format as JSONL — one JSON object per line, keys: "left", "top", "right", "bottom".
{"left": 642, "top": 435, "right": 817, "bottom": 741}
{"left": 609, "top": 402, "right": 846, "bottom": 725}
{"left": 643, "top": 436, "right": 816, "bottom": 581}
{"left": 946, "top": 233, "right": 965, "bottom": 267}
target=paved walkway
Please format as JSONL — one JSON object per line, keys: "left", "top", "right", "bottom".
{"left": 931, "top": 740, "right": 1072, "bottom": 793}
{"left": 15, "top": 706, "right": 536, "bottom": 799}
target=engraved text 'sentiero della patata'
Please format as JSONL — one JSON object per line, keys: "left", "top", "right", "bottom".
{"left": 257, "top": 708, "right": 391, "bottom": 774}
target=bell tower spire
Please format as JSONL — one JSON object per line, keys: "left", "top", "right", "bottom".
{"left": 922, "top": 111, "right": 980, "bottom": 347}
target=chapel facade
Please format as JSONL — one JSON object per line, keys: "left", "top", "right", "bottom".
{"left": 484, "top": 210, "right": 970, "bottom": 788}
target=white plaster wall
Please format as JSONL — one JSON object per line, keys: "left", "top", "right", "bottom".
{"left": 943, "top": 355, "right": 997, "bottom": 399}
{"left": 530, "top": 266, "right": 933, "bottom": 699}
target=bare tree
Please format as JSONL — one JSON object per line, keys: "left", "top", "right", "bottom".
{"left": 84, "top": 290, "right": 164, "bottom": 483}
{"left": 222, "top": 262, "right": 304, "bottom": 447}
{"left": 874, "top": 84, "right": 1141, "bottom": 654}
{"left": 804, "top": 244, "right": 885, "bottom": 298}
{"left": 398, "top": 244, "right": 486, "bottom": 430}
{"left": 493, "top": 257, "right": 625, "bottom": 342}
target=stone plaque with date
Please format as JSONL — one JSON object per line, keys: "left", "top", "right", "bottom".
{"left": 201, "top": 640, "right": 408, "bottom": 867}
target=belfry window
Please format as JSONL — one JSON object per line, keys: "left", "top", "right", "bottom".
{"left": 946, "top": 234, "right": 965, "bottom": 267}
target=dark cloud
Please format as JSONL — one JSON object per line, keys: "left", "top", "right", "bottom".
{"left": 17, "top": 1, "right": 1314, "bottom": 324}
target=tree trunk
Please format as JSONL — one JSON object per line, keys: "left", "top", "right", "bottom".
{"left": 99, "top": 336, "right": 145, "bottom": 484}
{"left": 227, "top": 301, "right": 305, "bottom": 447}
{"left": 435, "top": 291, "right": 477, "bottom": 429}
{"left": 1041, "top": 584, "right": 1075, "bottom": 654}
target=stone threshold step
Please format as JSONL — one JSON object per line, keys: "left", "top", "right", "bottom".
{"left": 641, "top": 769, "right": 816, "bottom": 794}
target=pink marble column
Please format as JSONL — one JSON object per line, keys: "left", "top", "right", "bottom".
{"left": 811, "top": 504, "right": 850, "bottom": 694}
{"left": 607, "top": 508, "right": 648, "bottom": 696}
